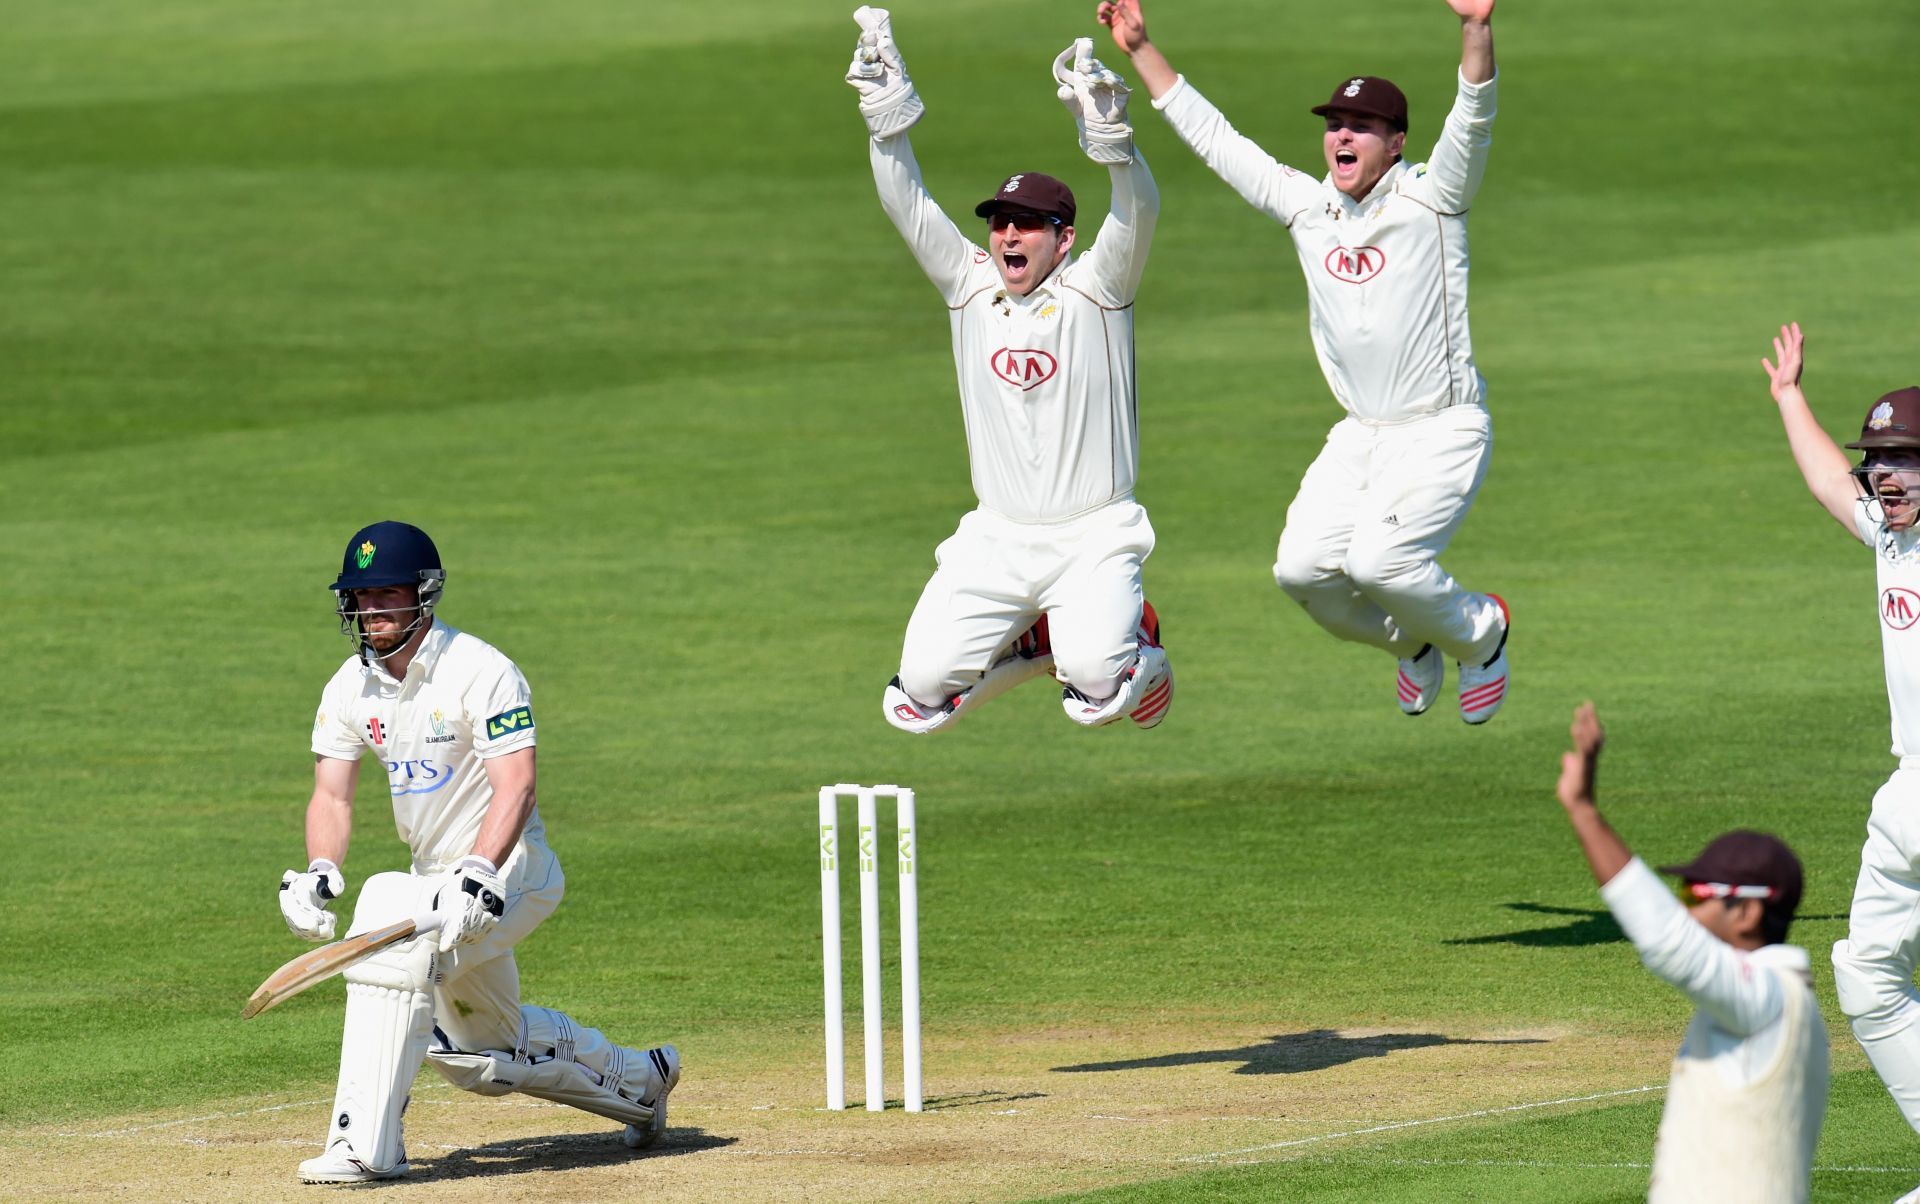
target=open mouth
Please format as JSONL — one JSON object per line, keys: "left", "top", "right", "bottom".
{"left": 1335, "top": 150, "right": 1358, "bottom": 170}
{"left": 1003, "top": 251, "right": 1029, "bottom": 273}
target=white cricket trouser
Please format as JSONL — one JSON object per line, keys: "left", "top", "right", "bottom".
{"left": 1272, "top": 405, "right": 1504, "bottom": 664}
{"left": 1834, "top": 767, "right": 1920, "bottom": 1132}
{"left": 898, "top": 499, "right": 1153, "bottom": 705}
{"left": 428, "top": 844, "right": 566, "bottom": 1052}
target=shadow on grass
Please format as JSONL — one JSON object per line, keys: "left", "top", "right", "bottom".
{"left": 1447, "top": 902, "right": 1852, "bottom": 948}
{"left": 1446, "top": 902, "right": 1628, "bottom": 947}
{"left": 1051, "top": 1030, "right": 1546, "bottom": 1077}
{"left": 413, "top": 1127, "right": 735, "bottom": 1182}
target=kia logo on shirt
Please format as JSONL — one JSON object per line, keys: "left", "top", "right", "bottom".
{"left": 990, "top": 348, "right": 1058, "bottom": 392}
{"left": 1884, "top": 588, "right": 1920, "bottom": 631}
{"left": 1324, "top": 245, "right": 1385, "bottom": 284}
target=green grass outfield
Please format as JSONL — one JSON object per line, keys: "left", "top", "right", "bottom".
{"left": 3, "top": 0, "right": 1919, "bottom": 1198}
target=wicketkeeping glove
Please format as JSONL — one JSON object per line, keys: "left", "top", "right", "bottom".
{"left": 279, "top": 859, "right": 344, "bottom": 943}
{"left": 846, "top": 6, "right": 925, "bottom": 141}
{"left": 1053, "top": 38, "right": 1134, "bottom": 165}
{"left": 435, "top": 855, "right": 507, "bottom": 953}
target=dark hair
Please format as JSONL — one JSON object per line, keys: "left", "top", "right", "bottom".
{"left": 1759, "top": 900, "right": 1794, "bottom": 946}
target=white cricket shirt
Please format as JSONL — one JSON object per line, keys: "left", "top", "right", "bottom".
{"left": 869, "top": 134, "right": 1158, "bottom": 523}
{"left": 1601, "top": 858, "right": 1828, "bottom": 1203}
{"left": 1154, "top": 70, "right": 1497, "bottom": 423}
{"left": 1855, "top": 500, "right": 1920, "bottom": 759}
{"left": 312, "top": 619, "right": 548, "bottom": 875}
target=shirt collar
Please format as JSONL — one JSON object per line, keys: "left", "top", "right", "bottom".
{"left": 361, "top": 619, "right": 452, "bottom": 687}
{"left": 1325, "top": 159, "right": 1408, "bottom": 210}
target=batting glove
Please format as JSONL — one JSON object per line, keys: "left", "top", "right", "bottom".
{"left": 434, "top": 855, "right": 507, "bottom": 953}
{"left": 1053, "top": 38, "right": 1134, "bottom": 165}
{"left": 846, "top": 6, "right": 925, "bottom": 141}
{"left": 278, "top": 859, "right": 344, "bottom": 943}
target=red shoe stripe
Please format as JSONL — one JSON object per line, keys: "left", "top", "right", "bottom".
{"left": 1133, "top": 680, "right": 1172, "bottom": 715}
{"left": 1461, "top": 681, "right": 1507, "bottom": 707}
{"left": 1132, "top": 691, "right": 1172, "bottom": 723}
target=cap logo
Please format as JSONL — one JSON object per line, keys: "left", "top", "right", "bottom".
{"left": 1871, "top": 401, "right": 1896, "bottom": 431}
{"left": 1003, "top": 175, "right": 1024, "bottom": 194}
{"left": 1343, "top": 78, "right": 1364, "bottom": 97}
{"left": 356, "top": 541, "right": 377, "bottom": 569}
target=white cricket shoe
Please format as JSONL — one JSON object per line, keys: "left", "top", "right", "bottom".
{"left": 1396, "top": 643, "right": 1443, "bottom": 716}
{"left": 1128, "top": 601, "right": 1172, "bottom": 729}
{"left": 622, "top": 1044, "right": 681, "bottom": 1151}
{"left": 1060, "top": 602, "right": 1172, "bottom": 729}
{"left": 1457, "top": 594, "right": 1510, "bottom": 725}
{"left": 297, "top": 1140, "right": 407, "bottom": 1184}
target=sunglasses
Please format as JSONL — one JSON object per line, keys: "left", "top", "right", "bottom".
{"left": 987, "top": 211, "right": 1061, "bottom": 232}
{"left": 1675, "top": 880, "right": 1776, "bottom": 904}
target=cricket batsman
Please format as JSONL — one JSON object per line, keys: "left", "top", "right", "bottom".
{"left": 1554, "top": 703, "right": 1828, "bottom": 1202}
{"left": 1099, "top": 0, "right": 1512, "bottom": 723}
{"left": 279, "top": 520, "right": 679, "bottom": 1183}
{"left": 847, "top": 7, "right": 1174, "bottom": 734}
{"left": 1765, "top": 323, "right": 1920, "bottom": 1198}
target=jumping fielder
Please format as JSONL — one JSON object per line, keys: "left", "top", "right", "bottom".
{"left": 1099, "top": 0, "right": 1511, "bottom": 723}
{"left": 280, "top": 521, "right": 678, "bottom": 1183}
{"left": 847, "top": 7, "right": 1173, "bottom": 734}
{"left": 1555, "top": 703, "right": 1827, "bottom": 1203}
{"left": 1765, "top": 323, "right": 1920, "bottom": 1195}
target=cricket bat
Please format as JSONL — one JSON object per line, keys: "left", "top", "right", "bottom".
{"left": 242, "top": 912, "right": 445, "bottom": 1019}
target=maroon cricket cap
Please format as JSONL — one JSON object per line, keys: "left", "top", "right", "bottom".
{"left": 1659, "top": 830, "right": 1804, "bottom": 915}
{"left": 974, "top": 172, "right": 1076, "bottom": 227}
{"left": 1311, "top": 76, "right": 1409, "bottom": 132}
{"left": 1846, "top": 386, "right": 1920, "bottom": 451}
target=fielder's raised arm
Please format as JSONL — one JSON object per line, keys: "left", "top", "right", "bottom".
{"left": 1053, "top": 37, "right": 1158, "bottom": 308}
{"left": 1762, "top": 322, "right": 1864, "bottom": 532}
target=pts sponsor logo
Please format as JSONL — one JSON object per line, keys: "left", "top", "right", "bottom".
{"left": 387, "top": 759, "right": 452, "bottom": 796}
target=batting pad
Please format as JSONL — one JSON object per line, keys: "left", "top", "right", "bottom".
{"left": 424, "top": 1005, "right": 670, "bottom": 1127}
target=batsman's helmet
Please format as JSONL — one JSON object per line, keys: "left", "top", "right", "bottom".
{"left": 331, "top": 521, "right": 445, "bottom": 663}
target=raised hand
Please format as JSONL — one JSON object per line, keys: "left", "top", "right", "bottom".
{"left": 1054, "top": 37, "right": 1134, "bottom": 164}
{"left": 1555, "top": 702, "right": 1605, "bottom": 812}
{"left": 846, "top": 7, "right": 925, "bottom": 140}
{"left": 1097, "top": 0, "right": 1149, "bottom": 55}
{"left": 1762, "top": 322, "right": 1806, "bottom": 403}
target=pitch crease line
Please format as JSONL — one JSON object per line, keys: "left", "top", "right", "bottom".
{"left": 1178, "top": 1083, "right": 1664, "bottom": 1164}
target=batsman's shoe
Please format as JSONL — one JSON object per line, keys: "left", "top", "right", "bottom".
{"left": 882, "top": 676, "right": 958, "bottom": 735}
{"left": 1396, "top": 644, "right": 1443, "bottom": 716}
{"left": 622, "top": 1044, "right": 681, "bottom": 1151}
{"left": 1129, "top": 602, "right": 1172, "bottom": 729}
{"left": 1061, "top": 604, "right": 1172, "bottom": 729}
{"left": 1457, "top": 594, "right": 1510, "bottom": 725}
{"left": 297, "top": 1140, "right": 407, "bottom": 1184}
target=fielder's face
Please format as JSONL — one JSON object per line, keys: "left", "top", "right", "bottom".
{"left": 1866, "top": 453, "right": 1920, "bottom": 531}
{"left": 987, "top": 211, "right": 1075, "bottom": 297}
{"left": 1322, "top": 110, "right": 1406, "bottom": 199}
{"left": 350, "top": 584, "right": 421, "bottom": 654}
